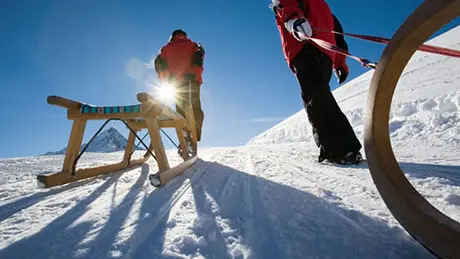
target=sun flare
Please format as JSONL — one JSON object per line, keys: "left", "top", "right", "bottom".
{"left": 157, "top": 82, "right": 176, "bottom": 102}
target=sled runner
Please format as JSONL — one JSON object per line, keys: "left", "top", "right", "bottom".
{"left": 37, "top": 92, "right": 198, "bottom": 188}
{"left": 364, "top": 0, "right": 460, "bottom": 258}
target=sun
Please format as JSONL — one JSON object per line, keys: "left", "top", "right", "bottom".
{"left": 156, "top": 82, "right": 176, "bottom": 102}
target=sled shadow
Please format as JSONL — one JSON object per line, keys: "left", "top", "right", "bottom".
{"left": 398, "top": 162, "right": 460, "bottom": 186}
{"left": 82, "top": 164, "right": 151, "bottom": 258}
{"left": 0, "top": 158, "right": 438, "bottom": 259}
{"left": 0, "top": 164, "right": 150, "bottom": 259}
{"left": 126, "top": 159, "right": 211, "bottom": 258}
{"left": 129, "top": 160, "right": 434, "bottom": 259}
{"left": 0, "top": 163, "right": 147, "bottom": 223}
{"left": 320, "top": 160, "right": 460, "bottom": 187}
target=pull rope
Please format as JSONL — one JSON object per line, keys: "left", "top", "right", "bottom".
{"left": 306, "top": 27, "right": 460, "bottom": 70}
{"left": 307, "top": 37, "right": 377, "bottom": 69}
{"left": 313, "top": 28, "right": 460, "bottom": 58}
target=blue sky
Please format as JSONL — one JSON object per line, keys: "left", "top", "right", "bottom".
{"left": 0, "top": 0, "right": 459, "bottom": 158}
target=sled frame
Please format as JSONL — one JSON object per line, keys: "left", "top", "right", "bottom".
{"left": 364, "top": 0, "right": 460, "bottom": 258}
{"left": 38, "top": 92, "right": 198, "bottom": 188}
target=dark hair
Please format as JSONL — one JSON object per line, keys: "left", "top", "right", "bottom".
{"left": 171, "top": 29, "right": 187, "bottom": 38}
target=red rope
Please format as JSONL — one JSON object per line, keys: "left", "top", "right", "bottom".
{"left": 302, "top": 28, "right": 460, "bottom": 70}
{"left": 314, "top": 28, "right": 460, "bottom": 58}
{"left": 308, "top": 37, "right": 377, "bottom": 69}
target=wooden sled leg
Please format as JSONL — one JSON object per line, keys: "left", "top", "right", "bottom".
{"left": 150, "top": 108, "right": 199, "bottom": 188}
{"left": 145, "top": 117, "right": 170, "bottom": 172}
{"left": 186, "top": 105, "right": 198, "bottom": 155}
{"left": 123, "top": 130, "right": 137, "bottom": 166}
{"left": 62, "top": 119, "right": 87, "bottom": 174}
{"left": 38, "top": 119, "right": 87, "bottom": 187}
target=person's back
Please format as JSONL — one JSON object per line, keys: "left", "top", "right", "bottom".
{"left": 155, "top": 30, "right": 204, "bottom": 86}
{"left": 154, "top": 29, "right": 205, "bottom": 146}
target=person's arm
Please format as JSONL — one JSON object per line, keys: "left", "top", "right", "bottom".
{"left": 332, "top": 15, "right": 349, "bottom": 84}
{"left": 333, "top": 15, "right": 348, "bottom": 64}
{"left": 186, "top": 43, "right": 204, "bottom": 82}
{"left": 274, "top": 0, "right": 305, "bottom": 23}
{"left": 154, "top": 47, "right": 168, "bottom": 74}
{"left": 274, "top": 0, "right": 312, "bottom": 41}
{"left": 193, "top": 43, "right": 205, "bottom": 67}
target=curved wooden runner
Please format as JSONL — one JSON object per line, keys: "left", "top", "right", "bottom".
{"left": 364, "top": 0, "right": 460, "bottom": 258}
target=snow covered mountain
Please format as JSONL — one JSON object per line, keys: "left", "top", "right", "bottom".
{"left": 0, "top": 27, "right": 459, "bottom": 259}
{"left": 43, "top": 127, "right": 141, "bottom": 155}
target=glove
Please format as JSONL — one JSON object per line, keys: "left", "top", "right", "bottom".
{"left": 285, "top": 18, "right": 312, "bottom": 41}
{"left": 184, "top": 73, "right": 196, "bottom": 82}
{"left": 334, "top": 65, "right": 349, "bottom": 84}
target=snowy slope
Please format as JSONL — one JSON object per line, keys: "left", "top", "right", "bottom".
{"left": 43, "top": 127, "right": 143, "bottom": 155}
{"left": 1, "top": 145, "right": 459, "bottom": 259}
{"left": 1, "top": 27, "right": 460, "bottom": 259}
{"left": 248, "top": 25, "right": 460, "bottom": 152}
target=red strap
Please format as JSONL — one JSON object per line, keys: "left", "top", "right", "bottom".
{"left": 308, "top": 37, "right": 377, "bottom": 69}
{"left": 314, "top": 28, "right": 460, "bottom": 58}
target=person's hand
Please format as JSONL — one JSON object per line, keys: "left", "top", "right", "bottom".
{"left": 334, "top": 65, "right": 349, "bottom": 84}
{"left": 285, "top": 18, "right": 312, "bottom": 41}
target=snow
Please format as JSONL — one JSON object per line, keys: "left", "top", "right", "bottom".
{"left": 0, "top": 26, "right": 460, "bottom": 259}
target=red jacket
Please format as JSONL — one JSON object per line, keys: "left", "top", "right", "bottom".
{"left": 273, "top": 0, "right": 347, "bottom": 70}
{"left": 154, "top": 34, "right": 204, "bottom": 85}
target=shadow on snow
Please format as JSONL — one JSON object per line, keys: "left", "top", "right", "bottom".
{"left": 1, "top": 158, "right": 450, "bottom": 258}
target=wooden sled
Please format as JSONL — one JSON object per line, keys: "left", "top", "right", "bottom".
{"left": 364, "top": 0, "right": 460, "bottom": 258}
{"left": 38, "top": 92, "right": 198, "bottom": 188}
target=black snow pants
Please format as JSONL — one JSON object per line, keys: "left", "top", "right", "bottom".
{"left": 175, "top": 81, "right": 204, "bottom": 142}
{"left": 291, "top": 43, "right": 362, "bottom": 160}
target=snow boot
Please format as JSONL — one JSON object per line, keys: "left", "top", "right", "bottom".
{"left": 178, "top": 130, "right": 195, "bottom": 156}
{"left": 318, "top": 146, "right": 363, "bottom": 165}
{"left": 185, "top": 135, "right": 196, "bottom": 156}
{"left": 328, "top": 151, "right": 363, "bottom": 165}
{"left": 177, "top": 134, "right": 195, "bottom": 157}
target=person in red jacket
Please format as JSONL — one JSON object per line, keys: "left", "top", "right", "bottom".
{"left": 270, "top": 0, "right": 362, "bottom": 164}
{"left": 154, "top": 29, "right": 205, "bottom": 144}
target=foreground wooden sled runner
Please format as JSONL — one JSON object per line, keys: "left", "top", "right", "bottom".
{"left": 364, "top": 0, "right": 460, "bottom": 258}
{"left": 37, "top": 92, "right": 198, "bottom": 188}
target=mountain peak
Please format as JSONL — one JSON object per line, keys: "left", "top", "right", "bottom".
{"left": 42, "top": 127, "right": 135, "bottom": 155}
{"left": 106, "top": 127, "right": 118, "bottom": 134}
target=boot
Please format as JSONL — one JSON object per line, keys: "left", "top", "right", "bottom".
{"left": 318, "top": 145, "right": 363, "bottom": 165}
{"left": 328, "top": 151, "right": 363, "bottom": 165}
{"left": 183, "top": 130, "right": 195, "bottom": 156}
